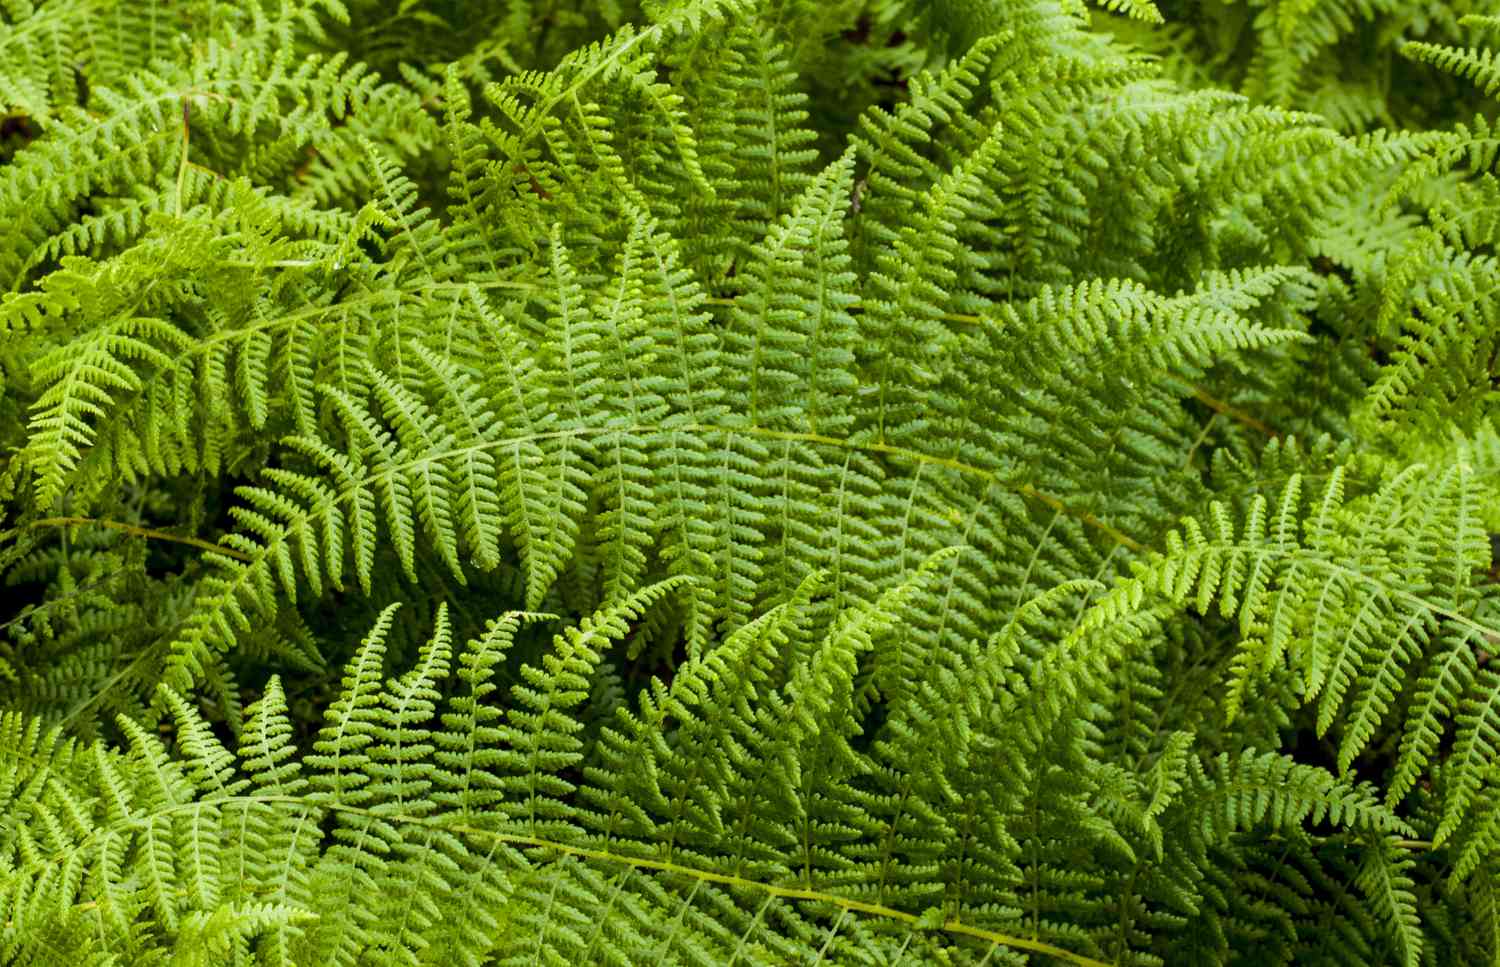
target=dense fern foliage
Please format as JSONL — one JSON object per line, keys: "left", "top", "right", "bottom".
{"left": 4, "top": 0, "right": 1500, "bottom": 963}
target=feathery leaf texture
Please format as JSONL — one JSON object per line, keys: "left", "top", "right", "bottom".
{"left": 2, "top": 0, "right": 1500, "bottom": 964}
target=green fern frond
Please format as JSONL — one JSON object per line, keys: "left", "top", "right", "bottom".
{"left": 6, "top": 0, "right": 1500, "bottom": 962}
{"left": 1111, "top": 463, "right": 1500, "bottom": 862}
{"left": 1403, "top": 39, "right": 1500, "bottom": 97}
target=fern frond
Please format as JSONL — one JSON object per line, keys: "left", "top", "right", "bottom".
{"left": 1403, "top": 40, "right": 1500, "bottom": 97}
{"left": 1114, "top": 463, "right": 1500, "bottom": 861}
{"left": 6, "top": 1, "right": 1500, "bottom": 961}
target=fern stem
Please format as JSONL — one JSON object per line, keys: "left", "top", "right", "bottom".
{"left": 1189, "top": 386, "right": 1278, "bottom": 437}
{"left": 1396, "top": 839, "right": 1435, "bottom": 850}
{"left": 1018, "top": 484, "right": 1147, "bottom": 553}
{"left": 23, "top": 516, "right": 253, "bottom": 561}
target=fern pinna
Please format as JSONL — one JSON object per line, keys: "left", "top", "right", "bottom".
{"left": 2, "top": 0, "right": 1500, "bottom": 964}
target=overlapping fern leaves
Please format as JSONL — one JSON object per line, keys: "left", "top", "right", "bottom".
{"left": 3, "top": 0, "right": 1500, "bottom": 964}
{"left": 0, "top": 574, "right": 1423, "bottom": 966}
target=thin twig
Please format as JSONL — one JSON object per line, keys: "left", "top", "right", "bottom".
{"left": 175, "top": 98, "right": 191, "bottom": 216}
{"left": 1190, "top": 386, "right": 1278, "bottom": 438}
